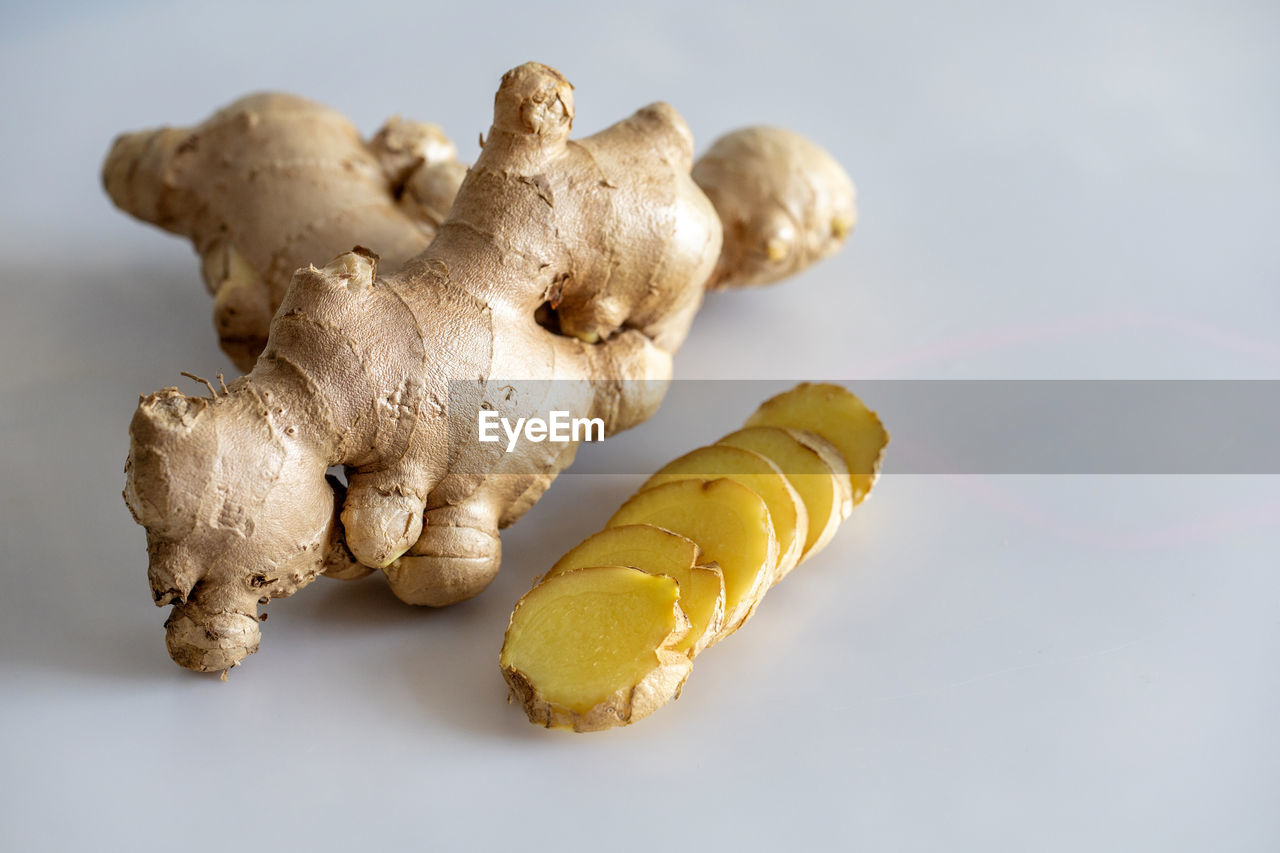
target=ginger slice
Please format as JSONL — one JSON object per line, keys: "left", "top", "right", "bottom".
{"left": 607, "top": 478, "right": 778, "bottom": 637}
{"left": 744, "top": 383, "right": 889, "bottom": 506}
{"left": 786, "top": 428, "right": 856, "bottom": 520}
{"left": 545, "top": 524, "right": 725, "bottom": 656}
{"left": 717, "top": 426, "right": 850, "bottom": 563}
{"left": 500, "top": 566, "right": 692, "bottom": 732}
{"left": 639, "top": 444, "right": 807, "bottom": 581}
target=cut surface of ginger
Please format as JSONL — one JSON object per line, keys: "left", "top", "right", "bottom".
{"left": 745, "top": 382, "right": 888, "bottom": 505}
{"left": 546, "top": 524, "right": 725, "bottom": 655}
{"left": 786, "top": 428, "right": 856, "bottom": 519}
{"left": 717, "top": 426, "right": 849, "bottom": 562}
{"left": 640, "top": 444, "right": 806, "bottom": 581}
{"left": 500, "top": 566, "right": 692, "bottom": 731}
{"left": 607, "top": 478, "right": 778, "bottom": 636}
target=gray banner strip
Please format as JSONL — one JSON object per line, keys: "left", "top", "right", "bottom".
{"left": 455, "top": 380, "right": 1280, "bottom": 475}
{"left": 855, "top": 380, "right": 1279, "bottom": 474}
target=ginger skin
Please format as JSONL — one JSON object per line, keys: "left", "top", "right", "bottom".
{"left": 119, "top": 63, "right": 858, "bottom": 672}
{"left": 693, "top": 126, "right": 856, "bottom": 289}
{"left": 103, "top": 93, "right": 466, "bottom": 370}
{"left": 104, "top": 97, "right": 853, "bottom": 369}
{"left": 126, "top": 64, "right": 715, "bottom": 670}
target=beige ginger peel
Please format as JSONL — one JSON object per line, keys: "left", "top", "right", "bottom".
{"left": 104, "top": 93, "right": 854, "bottom": 370}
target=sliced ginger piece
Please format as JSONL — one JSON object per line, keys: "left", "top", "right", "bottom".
{"left": 717, "top": 425, "right": 850, "bottom": 563}
{"left": 638, "top": 444, "right": 807, "bottom": 582}
{"left": 545, "top": 524, "right": 725, "bottom": 656}
{"left": 607, "top": 478, "right": 778, "bottom": 637}
{"left": 500, "top": 566, "right": 692, "bottom": 732}
{"left": 787, "top": 428, "right": 856, "bottom": 520}
{"left": 744, "top": 383, "right": 888, "bottom": 506}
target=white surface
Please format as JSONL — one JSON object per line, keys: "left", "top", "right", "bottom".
{"left": 1, "top": 1, "right": 1277, "bottom": 850}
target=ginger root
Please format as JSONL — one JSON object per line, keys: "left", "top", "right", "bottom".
{"left": 693, "top": 127, "right": 856, "bottom": 289}
{"left": 104, "top": 98, "right": 853, "bottom": 369}
{"left": 103, "top": 93, "right": 467, "bottom": 370}
{"left": 119, "top": 64, "right": 860, "bottom": 672}
{"left": 500, "top": 383, "right": 888, "bottom": 731}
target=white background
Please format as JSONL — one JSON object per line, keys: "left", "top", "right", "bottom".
{"left": 1, "top": 1, "right": 1277, "bottom": 850}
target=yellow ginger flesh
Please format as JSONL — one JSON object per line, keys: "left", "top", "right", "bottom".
{"left": 546, "top": 524, "right": 725, "bottom": 655}
{"left": 717, "top": 425, "right": 852, "bottom": 560}
{"left": 500, "top": 566, "right": 691, "bottom": 730}
{"left": 640, "top": 443, "right": 807, "bottom": 582}
{"left": 745, "top": 383, "right": 888, "bottom": 505}
{"left": 607, "top": 478, "right": 778, "bottom": 636}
